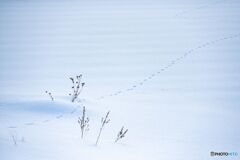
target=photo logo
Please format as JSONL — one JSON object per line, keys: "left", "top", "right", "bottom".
{"left": 210, "top": 151, "right": 238, "bottom": 157}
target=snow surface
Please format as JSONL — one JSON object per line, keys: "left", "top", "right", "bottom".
{"left": 0, "top": 0, "right": 240, "bottom": 160}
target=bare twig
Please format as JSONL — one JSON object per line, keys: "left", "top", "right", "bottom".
{"left": 10, "top": 134, "right": 17, "bottom": 146}
{"left": 45, "top": 90, "right": 54, "bottom": 101}
{"left": 95, "top": 111, "right": 110, "bottom": 145}
{"left": 77, "top": 106, "right": 90, "bottom": 139}
{"left": 115, "top": 126, "right": 128, "bottom": 143}
{"left": 69, "top": 75, "right": 85, "bottom": 102}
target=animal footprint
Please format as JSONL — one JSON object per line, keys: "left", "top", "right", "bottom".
{"left": 56, "top": 115, "right": 63, "bottom": 119}
{"left": 42, "top": 119, "right": 50, "bottom": 123}
{"left": 25, "top": 122, "right": 35, "bottom": 126}
{"left": 8, "top": 126, "right": 17, "bottom": 129}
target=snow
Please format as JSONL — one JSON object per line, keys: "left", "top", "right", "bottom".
{"left": 0, "top": 0, "right": 240, "bottom": 160}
